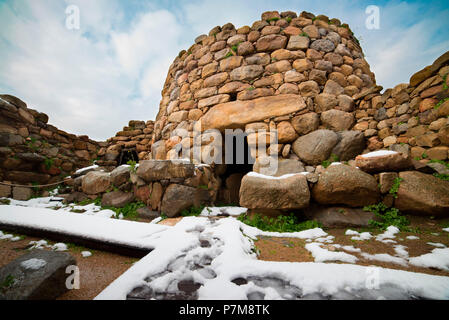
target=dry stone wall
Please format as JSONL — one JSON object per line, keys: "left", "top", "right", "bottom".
{"left": 97, "top": 120, "right": 155, "bottom": 170}
{"left": 350, "top": 51, "right": 449, "bottom": 162}
{"left": 152, "top": 10, "right": 377, "bottom": 163}
{"left": 0, "top": 94, "right": 101, "bottom": 199}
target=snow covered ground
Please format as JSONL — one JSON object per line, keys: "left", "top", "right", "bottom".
{"left": 1, "top": 197, "right": 449, "bottom": 300}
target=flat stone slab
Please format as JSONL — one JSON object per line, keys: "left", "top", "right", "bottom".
{"left": 0, "top": 250, "right": 76, "bottom": 300}
{"left": 195, "top": 94, "right": 306, "bottom": 131}
{"left": 136, "top": 160, "right": 195, "bottom": 182}
{"left": 304, "top": 205, "right": 377, "bottom": 228}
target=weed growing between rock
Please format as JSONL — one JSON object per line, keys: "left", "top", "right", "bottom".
{"left": 364, "top": 203, "right": 411, "bottom": 231}
{"left": 238, "top": 213, "right": 322, "bottom": 233}
{"left": 180, "top": 206, "right": 205, "bottom": 217}
{"left": 102, "top": 201, "right": 146, "bottom": 220}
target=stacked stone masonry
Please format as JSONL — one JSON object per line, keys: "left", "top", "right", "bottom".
{"left": 97, "top": 120, "right": 155, "bottom": 170}
{"left": 0, "top": 94, "right": 102, "bottom": 199}
{"left": 152, "top": 10, "right": 377, "bottom": 162}
{"left": 353, "top": 51, "right": 449, "bottom": 161}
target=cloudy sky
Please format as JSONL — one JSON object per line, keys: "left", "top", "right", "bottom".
{"left": 0, "top": 0, "right": 448, "bottom": 141}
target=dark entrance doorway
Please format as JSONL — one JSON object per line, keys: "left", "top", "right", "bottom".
{"left": 118, "top": 148, "right": 139, "bottom": 166}
{"left": 218, "top": 132, "right": 254, "bottom": 206}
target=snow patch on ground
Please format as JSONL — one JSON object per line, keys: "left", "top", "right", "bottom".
{"left": 0, "top": 205, "right": 168, "bottom": 250}
{"left": 52, "top": 243, "right": 68, "bottom": 251}
{"left": 361, "top": 253, "right": 408, "bottom": 267}
{"left": 427, "top": 242, "right": 447, "bottom": 248}
{"left": 345, "top": 229, "right": 372, "bottom": 241}
{"left": 394, "top": 245, "right": 409, "bottom": 258}
{"left": 406, "top": 236, "right": 420, "bottom": 240}
{"left": 409, "top": 248, "right": 449, "bottom": 271}
{"left": 443, "top": 228, "right": 449, "bottom": 233}
{"left": 96, "top": 217, "right": 449, "bottom": 300}
{"left": 29, "top": 240, "right": 49, "bottom": 250}
{"left": 376, "top": 226, "right": 400, "bottom": 242}
{"left": 341, "top": 245, "right": 362, "bottom": 253}
{"left": 305, "top": 243, "right": 358, "bottom": 263}
{"left": 82, "top": 251, "right": 92, "bottom": 258}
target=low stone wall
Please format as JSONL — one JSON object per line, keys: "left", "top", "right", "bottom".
{"left": 240, "top": 151, "right": 449, "bottom": 219}
{"left": 97, "top": 120, "right": 155, "bottom": 170}
{"left": 69, "top": 160, "right": 222, "bottom": 218}
{"left": 0, "top": 95, "right": 102, "bottom": 199}
{"left": 350, "top": 51, "right": 449, "bottom": 161}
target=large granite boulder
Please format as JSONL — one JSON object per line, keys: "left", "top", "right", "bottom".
{"left": 194, "top": 94, "right": 306, "bottom": 131}
{"left": 81, "top": 171, "right": 111, "bottom": 195}
{"left": 395, "top": 171, "right": 449, "bottom": 217}
{"left": 355, "top": 150, "right": 413, "bottom": 173}
{"left": 253, "top": 156, "right": 305, "bottom": 177}
{"left": 0, "top": 250, "right": 76, "bottom": 300}
{"left": 239, "top": 173, "right": 310, "bottom": 210}
{"left": 304, "top": 205, "right": 377, "bottom": 228}
{"left": 110, "top": 166, "right": 131, "bottom": 187}
{"left": 160, "top": 184, "right": 197, "bottom": 218}
{"left": 312, "top": 164, "right": 380, "bottom": 207}
{"left": 292, "top": 130, "right": 339, "bottom": 165}
{"left": 331, "top": 131, "right": 366, "bottom": 161}
{"left": 101, "top": 191, "right": 135, "bottom": 208}
{"left": 137, "top": 160, "right": 195, "bottom": 182}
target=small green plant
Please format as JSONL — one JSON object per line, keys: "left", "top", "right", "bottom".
{"left": 127, "top": 160, "right": 137, "bottom": 173}
{"left": 230, "top": 42, "right": 241, "bottom": 53}
{"left": 429, "top": 159, "right": 449, "bottom": 169}
{"left": 0, "top": 198, "right": 11, "bottom": 205}
{"left": 247, "top": 86, "right": 255, "bottom": 91}
{"left": 389, "top": 177, "right": 403, "bottom": 199}
{"left": 238, "top": 213, "right": 322, "bottom": 233}
{"left": 266, "top": 17, "right": 280, "bottom": 23}
{"left": 300, "top": 32, "right": 309, "bottom": 38}
{"left": 160, "top": 213, "right": 168, "bottom": 220}
{"left": 434, "top": 97, "right": 449, "bottom": 109}
{"left": 66, "top": 243, "right": 89, "bottom": 252}
{"left": 321, "top": 154, "right": 340, "bottom": 168}
{"left": 197, "top": 185, "right": 209, "bottom": 190}
{"left": 285, "top": 17, "right": 292, "bottom": 23}
{"left": 422, "top": 152, "right": 428, "bottom": 159}
{"left": 103, "top": 201, "right": 146, "bottom": 220}
{"left": 180, "top": 205, "right": 204, "bottom": 217}
{"left": 224, "top": 51, "right": 234, "bottom": 59}
{"left": 434, "top": 173, "right": 449, "bottom": 181}
{"left": 0, "top": 275, "right": 15, "bottom": 292}
{"left": 44, "top": 158, "right": 54, "bottom": 170}
{"left": 443, "top": 73, "right": 448, "bottom": 91}
{"left": 364, "top": 203, "right": 410, "bottom": 231}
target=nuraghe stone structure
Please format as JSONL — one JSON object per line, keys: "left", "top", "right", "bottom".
{"left": 151, "top": 10, "right": 376, "bottom": 162}
{"left": 2, "top": 10, "right": 449, "bottom": 217}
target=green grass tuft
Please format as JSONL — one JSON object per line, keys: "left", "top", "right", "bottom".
{"left": 364, "top": 203, "right": 410, "bottom": 231}
{"left": 238, "top": 213, "right": 322, "bottom": 233}
{"left": 180, "top": 206, "right": 205, "bottom": 217}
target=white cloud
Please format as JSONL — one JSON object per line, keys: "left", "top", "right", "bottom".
{"left": 0, "top": 2, "right": 185, "bottom": 141}
{"left": 0, "top": 0, "right": 447, "bottom": 141}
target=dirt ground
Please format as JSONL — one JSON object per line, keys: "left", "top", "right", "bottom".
{"left": 1, "top": 215, "right": 448, "bottom": 300}
{"left": 255, "top": 216, "right": 449, "bottom": 277}
{"left": 0, "top": 234, "right": 137, "bottom": 300}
